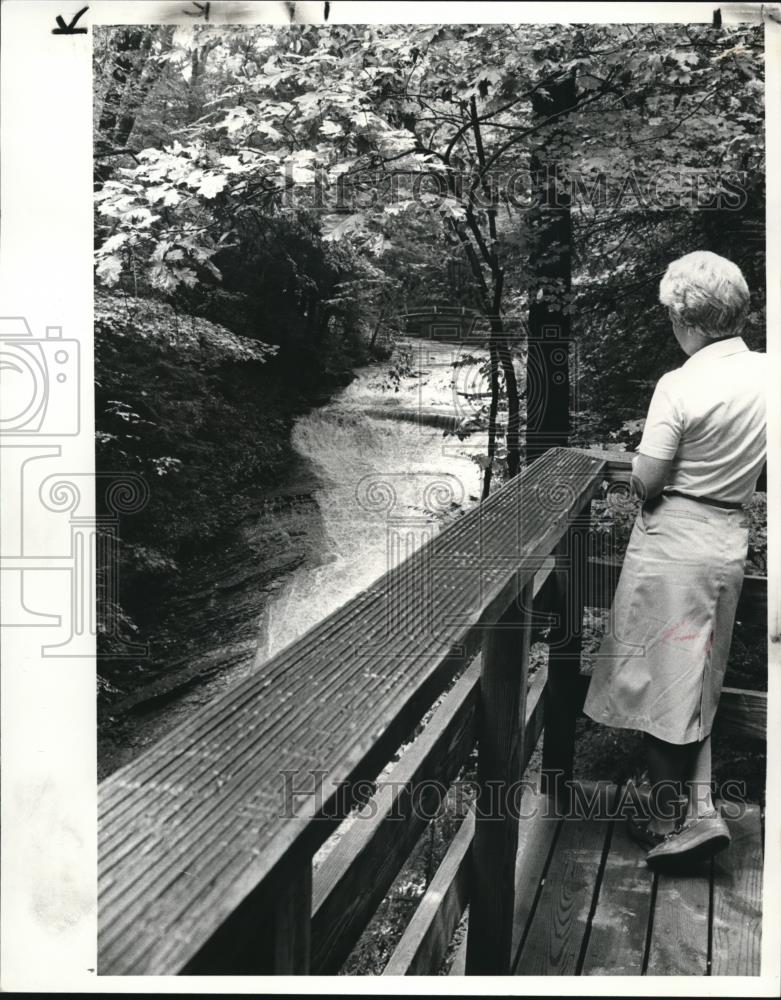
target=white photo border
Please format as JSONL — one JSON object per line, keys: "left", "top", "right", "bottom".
{"left": 0, "top": 0, "right": 778, "bottom": 994}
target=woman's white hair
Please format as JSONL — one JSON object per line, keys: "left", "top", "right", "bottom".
{"left": 659, "top": 250, "right": 750, "bottom": 339}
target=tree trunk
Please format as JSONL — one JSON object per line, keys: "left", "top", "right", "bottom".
{"left": 526, "top": 73, "right": 576, "bottom": 466}
{"left": 369, "top": 303, "right": 386, "bottom": 351}
{"left": 95, "top": 29, "right": 147, "bottom": 184}
{"left": 95, "top": 28, "right": 172, "bottom": 187}
{"left": 490, "top": 314, "right": 521, "bottom": 481}
{"left": 482, "top": 342, "right": 500, "bottom": 500}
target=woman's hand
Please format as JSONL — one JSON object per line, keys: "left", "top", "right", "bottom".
{"left": 631, "top": 453, "right": 674, "bottom": 501}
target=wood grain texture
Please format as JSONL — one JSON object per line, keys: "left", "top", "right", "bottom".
{"left": 646, "top": 862, "right": 710, "bottom": 975}
{"left": 313, "top": 623, "right": 550, "bottom": 974}
{"left": 465, "top": 582, "right": 533, "bottom": 974}
{"left": 511, "top": 784, "right": 562, "bottom": 965}
{"left": 311, "top": 661, "right": 479, "bottom": 973}
{"left": 514, "top": 783, "right": 616, "bottom": 976}
{"left": 273, "top": 863, "right": 312, "bottom": 973}
{"left": 573, "top": 447, "right": 634, "bottom": 481}
{"left": 449, "top": 678, "right": 550, "bottom": 977}
{"left": 98, "top": 447, "right": 607, "bottom": 974}
{"left": 542, "top": 507, "right": 591, "bottom": 797}
{"left": 382, "top": 812, "right": 473, "bottom": 975}
{"left": 711, "top": 803, "right": 763, "bottom": 975}
{"left": 450, "top": 785, "right": 560, "bottom": 977}
{"left": 715, "top": 688, "right": 767, "bottom": 741}
{"left": 579, "top": 814, "right": 654, "bottom": 975}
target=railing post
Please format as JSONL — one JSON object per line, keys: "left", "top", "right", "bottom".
{"left": 465, "top": 579, "right": 533, "bottom": 975}
{"left": 272, "top": 863, "right": 312, "bottom": 973}
{"left": 541, "top": 503, "right": 592, "bottom": 808}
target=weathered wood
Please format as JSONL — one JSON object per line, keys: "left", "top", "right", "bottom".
{"left": 311, "top": 661, "right": 480, "bottom": 974}
{"left": 646, "top": 862, "right": 710, "bottom": 975}
{"left": 183, "top": 863, "right": 311, "bottom": 975}
{"left": 324, "top": 659, "right": 550, "bottom": 977}
{"left": 455, "top": 786, "right": 765, "bottom": 980}
{"left": 711, "top": 803, "right": 763, "bottom": 975}
{"left": 450, "top": 673, "right": 550, "bottom": 977}
{"left": 98, "top": 447, "right": 607, "bottom": 975}
{"left": 450, "top": 788, "right": 561, "bottom": 978}
{"left": 574, "top": 447, "right": 634, "bottom": 482}
{"left": 273, "top": 864, "right": 312, "bottom": 973}
{"left": 382, "top": 812, "right": 473, "bottom": 976}
{"left": 579, "top": 809, "right": 654, "bottom": 975}
{"left": 466, "top": 581, "right": 534, "bottom": 974}
{"left": 514, "top": 782, "right": 616, "bottom": 975}
{"left": 715, "top": 687, "right": 767, "bottom": 741}
{"left": 511, "top": 784, "right": 562, "bottom": 964}
{"left": 541, "top": 505, "right": 592, "bottom": 799}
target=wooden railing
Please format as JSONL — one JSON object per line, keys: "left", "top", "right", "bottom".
{"left": 98, "top": 447, "right": 766, "bottom": 976}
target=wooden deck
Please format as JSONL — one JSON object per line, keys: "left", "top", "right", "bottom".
{"left": 98, "top": 447, "right": 607, "bottom": 975}
{"left": 449, "top": 784, "right": 763, "bottom": 976}
{"left": 98, "top": 447, "right": 766, "bottom": 976}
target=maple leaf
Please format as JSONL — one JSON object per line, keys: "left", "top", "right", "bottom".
{"left": 96, "top": 254, "right": 123, "bottom": 286}
{"left": 198, "top": 174, "right": 228, "bottom": 199}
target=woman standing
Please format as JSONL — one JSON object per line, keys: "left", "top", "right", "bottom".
{"left": 583, "top": 250, "right": 767, "bottom": 867}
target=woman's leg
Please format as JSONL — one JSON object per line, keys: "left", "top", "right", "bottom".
{"left": 644, "top": 734, "right": 697, "bottom": 835}
{"left": 685, "top": 734, "right": 715, "bottom": 820}
{"left": 645, "top": 733, "right": 715, "bottom": 833}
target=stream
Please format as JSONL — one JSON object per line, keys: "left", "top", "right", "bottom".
{"left": 99, "top": 337, "right": 489, "bottom": 777}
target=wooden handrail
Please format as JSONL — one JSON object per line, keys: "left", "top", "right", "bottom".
{"left": 98, "top": 447, "right": 607, "bottom": 975}
{"left": 98, "top": 440, "right": 767, "bottom": 977}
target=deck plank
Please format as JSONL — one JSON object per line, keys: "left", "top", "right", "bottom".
{"left": 711, "top": 803, "right": 763, "bottom": 976}
{"left": 511, "top": 784, "right": 562, "bottom": 964}
{"left": 450, "top": 785, "right": 561, "bottom": 976}
{"left": 514, "top": 783, "right": 616, "bottom": 975}
{"left": 646, "top": 861, "right": 710, "bottom": 975}
{"left": 580, "top": 813, "right": 654, "bottom": 975}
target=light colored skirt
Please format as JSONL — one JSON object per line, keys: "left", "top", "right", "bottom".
{"left": 583, "top": 493, "right": 749, "bottom": 745}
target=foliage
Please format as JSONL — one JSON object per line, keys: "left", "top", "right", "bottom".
{"left": 93, "top": 21, "right": 766, "bottom": 687}
{"left": 94, "top": 21, "right": 764, "bottom": 495}
{"left": 95, "top": 288, "right": 286, "bottom": 653}
{"left": 371, "top": 343, "right": 415, "bottom": 392}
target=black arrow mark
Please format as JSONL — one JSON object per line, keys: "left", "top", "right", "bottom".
{"left": 52, "top": 5, "right": 88, "bottom": 34}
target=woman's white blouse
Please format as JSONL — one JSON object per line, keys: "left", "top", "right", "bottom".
{"left": 637, "top": 336, "right": 767, "bottom": 504}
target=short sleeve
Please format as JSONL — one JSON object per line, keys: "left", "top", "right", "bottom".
{"left": 637, "top": 372, "right": 684, "bottom": 460}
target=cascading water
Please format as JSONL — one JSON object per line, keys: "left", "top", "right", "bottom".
{"left": 254, "top": 337, "right": 489, "bottom": 665}
{"left": 99, "top": 336, "right": 491, "bottom": 777}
